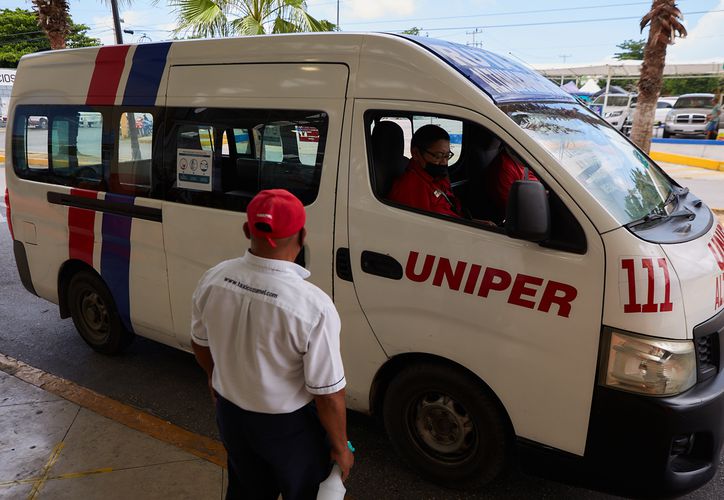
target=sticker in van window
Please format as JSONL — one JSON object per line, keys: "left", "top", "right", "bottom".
{"left": 177, "top": 149, "right": 213, "bottom": 192}
{"left": 619, "top": 257, "right": 674, "bottom": 313}
{"left": 404, "top": 251, "right": 577, "bottom": 318}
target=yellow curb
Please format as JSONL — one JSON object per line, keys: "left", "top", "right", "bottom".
{"left": 650, "top": 151, "right": 724, "bottom": 171}
{"left": 0, "top": 353, "right": 227, "bottom": 468}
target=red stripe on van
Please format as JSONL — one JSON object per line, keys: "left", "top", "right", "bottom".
{"left": 86, "top": 46, "right": 131, "bottom": 106}
{"left": 68, "top": 189, "right": 98, "bottom": 265}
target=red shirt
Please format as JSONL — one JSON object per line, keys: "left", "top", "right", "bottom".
{"left": 488, "top": 149, "right": 539, "bottom": 211}
{"left": 388, "top": 160, "right": 461, "bottom": 218}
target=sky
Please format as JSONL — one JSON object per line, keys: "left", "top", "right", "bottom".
{"left": 3, "top": 0, "right": 723, "bottom": 66}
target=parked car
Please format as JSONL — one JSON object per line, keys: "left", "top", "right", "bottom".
{"left": 664, "top": 93, "right": 715, "bottom": 138}
{"left": 590, "top": 93, "right": 636, "bottom": 130}
{"left": 78, "top": 111, "right": 102, "bottom": 128}
{"left": 27, "top": 115, "right": 48, "bottom": 129}
{"left": 621, "top": 97, "right": 678, "bottom": 136}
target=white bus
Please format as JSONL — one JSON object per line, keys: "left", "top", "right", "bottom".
{"left": 5, "top": 34, "right": 724, "bottom": 497}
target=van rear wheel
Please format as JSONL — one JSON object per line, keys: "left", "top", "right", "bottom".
{"left": 67, "top": 271, "right": 134, "bottom": 354}
{"left": 383, "top": 363, "right": 511, "bottom": 490}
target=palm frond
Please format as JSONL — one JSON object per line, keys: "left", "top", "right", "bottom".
{"left": 169, "top": 0, "right": 230, "bottom": 38}
{"left": 236, "top": 14, "right": 266, "bottom": 35}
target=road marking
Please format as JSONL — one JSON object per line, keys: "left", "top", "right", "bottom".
{"left": 0, "top": 353, "right": 227, "bottom": 468}
{"left": 27, "top": 442, "right": 64, "bottom": 499}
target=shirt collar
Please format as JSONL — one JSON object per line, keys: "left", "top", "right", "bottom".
{"left": 242, "top": 250, "right": 311, "bottom": 280}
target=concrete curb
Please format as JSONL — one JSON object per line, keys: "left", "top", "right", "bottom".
{"left": 649, "top": 151, "right": 724, "bottom": 171}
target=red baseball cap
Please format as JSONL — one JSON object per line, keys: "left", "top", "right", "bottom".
{"left": 246, "top": 189, "right": 306, "bottom": 247}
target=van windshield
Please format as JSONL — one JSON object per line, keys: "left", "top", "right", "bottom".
{"left": 502, "top": 102, "right": 674, "bottom": 225}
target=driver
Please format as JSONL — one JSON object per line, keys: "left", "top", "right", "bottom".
{"left": 388, "top": 125, "right": 462, "bottom": 217}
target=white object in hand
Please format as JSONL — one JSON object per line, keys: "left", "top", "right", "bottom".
{"left": 316, "top": 464, "right": 346, "bottom": 500}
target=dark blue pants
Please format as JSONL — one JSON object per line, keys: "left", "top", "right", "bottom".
{"left": 216, "top": 395, "right": 331, "bottom": 500}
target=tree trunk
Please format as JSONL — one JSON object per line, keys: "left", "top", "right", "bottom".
{"left": 33, "top": 0, "right": 70, "bottom": 50}
{"left": 631, "top": 1, "right": 670, "bottom": 153}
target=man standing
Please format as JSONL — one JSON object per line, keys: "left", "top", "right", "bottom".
{"left": 191, "top": 189, "right": 353, "bottom": 499}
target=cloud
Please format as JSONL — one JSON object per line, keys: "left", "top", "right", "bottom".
{"left": 666, "top": 0, "right": 724, "bottom": 63}
{"left": 344, "top": 0, "right": 415, "bottom": 20}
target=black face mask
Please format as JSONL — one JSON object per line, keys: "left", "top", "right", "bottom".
{"left": 424, "top": 163, "right": 448, "bottom": 178}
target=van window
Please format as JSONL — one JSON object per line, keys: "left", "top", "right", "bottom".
{"left": 12, "top": 106, "right": 106, "bottom": 187}
{"left": 366, "top": 110, "right": 587, "bottom": 253}
{"left": 503, "top": 101, "right": 674, "bottom": 224}
{"left": 164, "top": 107, "right": 328, "bottom": 211}
{"left": 22, "top": 115, "right": 49, "bottom": 171}
{"left": 114, "top": 112, "right": 154, "bottom": 195}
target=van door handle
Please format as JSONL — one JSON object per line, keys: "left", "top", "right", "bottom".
{"left": 361, "top": 251, "right": 403, "bottom": 280}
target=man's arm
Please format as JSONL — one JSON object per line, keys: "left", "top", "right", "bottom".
{"left": 314, "top": 389, "right": 354, "bottom": 481}
{"left": 191, "top": 340, "right": 216, "bottom": 401}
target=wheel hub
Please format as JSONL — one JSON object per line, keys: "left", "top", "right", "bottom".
{"left": 414, "top": 393, "right": 475, "bottom": 457}
{"left": 80, "top": 291, "right": 109, "bottom": 333}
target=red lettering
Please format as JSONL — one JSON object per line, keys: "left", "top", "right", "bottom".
{"left": 716, "top": 275, "right": 723, "bottom": 310}
{"left": 478, "top": 267, "right": 511, "bottom": 298}
{"left": 405, "top": 251, "right": 436, "bottom": 283}
{"left": 463, "top": 264, "right": 482, "bottom": 294}
{"left": 432, "top": 258, "right": 467, "bottom": 290}
{"left": 658, "top": 258, "right": 673, "bottom": 312}
{"left": 538, "top": 281, "right": 578, "bottom": 318}
{"left": 621, "top": 258, "right": 642, "bottom": 313}
{"left": 507, "top": 274, "right": 543, "bottom": 309}
{"left": 641, "top": 258, "right": 658, "bottom": 313}
{"left": 710, "top": 227, "right": 724, "bottom": 271}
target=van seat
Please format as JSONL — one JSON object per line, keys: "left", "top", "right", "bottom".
{"left": 371, "top": 121, "right": 409, "bottom": 197}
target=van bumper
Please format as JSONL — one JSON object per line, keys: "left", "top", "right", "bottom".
{"left": 584, "top": 364, "right": 724, "bottom": 497}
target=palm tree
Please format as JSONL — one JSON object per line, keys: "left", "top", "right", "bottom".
{"left": 33, "top": 0, "right": 71, "bottom": 49}
{"left": 630, "top": 1, "right": 686, "bottom": 153}
{"left": 168, "top": 0, "right": 333, "bottom": 38}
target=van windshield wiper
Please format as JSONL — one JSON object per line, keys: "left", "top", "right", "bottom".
{"left": 626, "top": 187, "right": 694, "bottom": 229}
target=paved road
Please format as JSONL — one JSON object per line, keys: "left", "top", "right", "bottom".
{"left": 2, "top": 163, "right": 724, "bottom": 499}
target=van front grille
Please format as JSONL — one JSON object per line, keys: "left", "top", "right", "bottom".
{"left": 695, "top": 333, "right": 719, "bottom": 382}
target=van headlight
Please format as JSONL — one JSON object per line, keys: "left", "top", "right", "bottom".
{"left": 666, "top": 113, "right": 675, "bottom": 123}
{"left": 601, "top": 329, "right": 696, "bottom": 396}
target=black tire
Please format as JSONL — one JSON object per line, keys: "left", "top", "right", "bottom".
{"left": 67, "top": 271, "right": 134, "bottom": 354}
{"left": 662, "top": 129, "right": 671, "bottom": 138}
{"left": 383, "top": 363, "right": 511, "bottom": 490}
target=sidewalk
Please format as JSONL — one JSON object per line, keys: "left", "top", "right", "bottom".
{"left": 0, "top": 356, "right": 227, "bottom": 499}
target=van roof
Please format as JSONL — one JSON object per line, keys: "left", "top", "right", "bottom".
{"left": 15, "top": 33, "right": 574, "bottom": 106}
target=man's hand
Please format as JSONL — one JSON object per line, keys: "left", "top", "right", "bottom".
{"left": 331, "top": 446, "right": 355, "bottom": 481}
{"left": 207, "top": 377, "right": 217, "bottom": 404}
{"left": 314, "top": 389, "right": 353, "bottom": 480}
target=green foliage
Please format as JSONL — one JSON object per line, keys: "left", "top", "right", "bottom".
{"left": 170, "top": 0, "right": 334, "bottom": 38}
{"left": 614, "top": 39, "right": 645, "bottom": 60}
{"left": 402, "top": 27, "right": 421, "bottom": 35}
{"left": 597, "top": 76, "right": 720, "bottom": 97}
{"left": 0, "top": 8, "right": 99, "bottom": 67}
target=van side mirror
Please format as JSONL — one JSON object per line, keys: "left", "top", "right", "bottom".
{"left": 504, "top": 180, "right": 550, "bottom": 242}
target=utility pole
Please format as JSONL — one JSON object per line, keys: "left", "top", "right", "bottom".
{"left": 336, "top": 0, "right": 340, "bottom": 31}
{"left": 110, "top": 0, "right": 123, "bottom": 44}
{"left": 558, "top": 55, "right": 572, "bottom": 84}
{"left": 466, "top": 28, "right": 483, "bottom": 48}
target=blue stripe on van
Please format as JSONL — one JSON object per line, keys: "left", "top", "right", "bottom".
{"left": 122, "top": 42, "right": 172, "bottom": 107}
{"left": 101, "top": 193, "right": 135, "bottom": 333}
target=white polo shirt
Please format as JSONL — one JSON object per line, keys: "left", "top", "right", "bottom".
{"left": 191, "top": 251, "right": 345, "bottom": 414}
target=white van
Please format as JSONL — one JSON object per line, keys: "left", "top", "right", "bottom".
{"left": 5, "top": 34, "right": 724, "bottom": 497}
{"left": 590, "top": 93, "right": 636, "bottom": 130}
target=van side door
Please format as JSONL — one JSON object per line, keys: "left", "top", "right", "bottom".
{"left": 161, "top": 63, "right": 348, "bottom": 347}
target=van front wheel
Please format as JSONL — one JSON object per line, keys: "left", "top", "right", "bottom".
{"left": 67, "top": 271, "right": 134, "bottom": 354}
{"left": 383, "top": 363, "right": 511, "bottom": 490}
